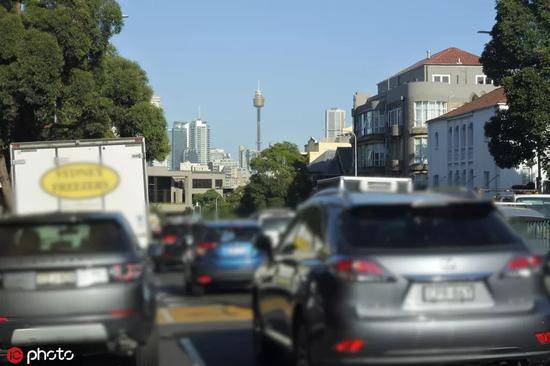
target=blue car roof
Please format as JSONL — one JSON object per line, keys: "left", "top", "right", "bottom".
{"left": 205, "top": 220, "right": 260, "bottom": 228}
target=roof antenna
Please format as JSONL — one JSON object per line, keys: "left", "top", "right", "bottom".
{"left": 257, "top": 80, "right": 261, "bottom": 91}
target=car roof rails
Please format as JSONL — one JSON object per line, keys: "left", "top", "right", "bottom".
{"left": 316, "top": 176, "right": 413, "bottom": 195}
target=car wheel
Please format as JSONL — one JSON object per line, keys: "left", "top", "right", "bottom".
{"left": 293, "top": 320, "right": 314, "bottom": 366}
{"left": 252, "top": 305, "right": 274, "bottom": 360}
{"left": 133, "top": 327, "right": 159, "bottom": 366}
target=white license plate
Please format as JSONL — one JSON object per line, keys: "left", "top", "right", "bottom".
{"left": 226, "top": 246, "right": 247, "bottom": 255}
{"left": 36, "top": 271, "right": 76, "bottom": 287}
{"left": 76, "top": 268, "right": 109, "bottom": 288}
{"left": 422, "top": 283, "right": 475, "bottom": 303}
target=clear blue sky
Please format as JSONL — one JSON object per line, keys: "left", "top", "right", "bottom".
{"left": 113, "top": 0, "right": 496, "bottom": 159}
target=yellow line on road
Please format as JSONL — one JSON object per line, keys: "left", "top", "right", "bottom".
{"left": 156, "top": 305, "right": 252, "bottom": 324}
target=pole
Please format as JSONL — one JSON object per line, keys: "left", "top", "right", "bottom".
{"left": 0, "top": 155, "right": 14, "bottom": 213}
{"left": 354, "top": 133, "right": 358, "bottom": 177}
{"left": 215, "top": 196, "right": 219, "bottom": 220}
{"left": 537, "top": 150, "right": 543, "bottom": 193}
{"left": 256, "top": 108, "right": 261, "bottom": 152}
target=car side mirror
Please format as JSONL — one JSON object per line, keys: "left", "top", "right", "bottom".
{"left": 255, "top": 234, "right": 274, "bottom": 261}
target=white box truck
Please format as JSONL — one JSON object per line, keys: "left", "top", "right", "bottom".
{"left": 10, "top": 137, "right": 150, "bottom": 248}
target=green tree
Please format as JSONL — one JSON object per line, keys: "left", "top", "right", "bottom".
{"left": 480, "top": 0, "right": 550, "bottom": 190}
{"left": 193, "top": 189, "right": 227, "bottom": 220}
{"left": 0, "top": 1, "right": 169, "bottom": 161}
{"left": 238, "top": 142, "right": 312, "bottom": 215}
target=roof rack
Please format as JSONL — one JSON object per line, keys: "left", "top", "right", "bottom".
{"left": 316, "top": 176, "right": 413, "bottom": 194}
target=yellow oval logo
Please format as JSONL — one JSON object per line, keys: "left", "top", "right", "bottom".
{"left": 41, "top": 163, "right": 120, "bottom": 199}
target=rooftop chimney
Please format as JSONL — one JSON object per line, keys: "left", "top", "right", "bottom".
{"left": 426, "top": 50, "right": 432, "bottom": 59}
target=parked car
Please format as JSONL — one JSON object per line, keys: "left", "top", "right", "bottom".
{"left": 514, "top": 194, "right": 550, "bottom": 218}
{"left": 0, "top": 212, "right": 157, "bottom": 365}
{"left": 184, "top": 220, "right": 262, "bottom": 295}
{"left": 253, "top": 186, "right": 550, "bottom": 365}
{"left": 252, "top": 208, "right": 295, "bottom": 248}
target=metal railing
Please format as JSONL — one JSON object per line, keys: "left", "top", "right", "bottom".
{"left": 520, "top": 219, "right": 550, "bottom": 253}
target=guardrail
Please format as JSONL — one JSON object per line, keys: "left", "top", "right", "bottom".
{"left": 523, "top": 219, "right": 550, "bottom": 253}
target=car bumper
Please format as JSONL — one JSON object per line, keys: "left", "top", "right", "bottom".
{"left": 316, "top": 307, "right": 550, "bottom": 365}
{"left": 192, "top": 265, "right": 256, "bottom": 285}
{"left": 0, "top": 312, "right": 154, "bottom": 347}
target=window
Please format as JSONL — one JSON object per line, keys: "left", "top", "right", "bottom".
{"left": 414, "top": 101, "right": 448, "bottom": 127}
{"left": 461, "top": 169, "right": 466, "bottom": 186}
{"left": 455, "top": 170, "right": 460, "bottom": 186}
{"left": 434, "top": 132, "right": 439, "bottom": 150}
{"left": 468, "top": 123, "right": 474, "bottom": 146}
{"left": 278, "top": 208, "right": 325, "bottom": 260}
{"left": 432, "top": 74, "right": 450, "bottom": 84}
{"left": 448, "top": 127, "right": 452, "bottom": 160}
{"left": 215, "top": 179, "right": 223, "bottom": 188}
{"left": 483, "top": 171, "right": 490, "bottom": 189}
{"left": 476, "top": 75, "right": 494, "bottom": 85}
{"left": 387, "top": 107, "right": 401, "bottom": 126}
{"left": 433, "top": 175, "right": 439, "bottom": 187}
{"left": 448, "top": 171, "right": 453, "bottom": 186}
{"left": 414, "top": 137, "right": 428, "bottom": 164}
{"left": 468, "top": 169, "right": 474, "bottom": 188}
{"left": 192, "top": 179, "right": 212, "bottom": 189}
{"left": 366, "top": 143, "right": 386, "bottom": 167}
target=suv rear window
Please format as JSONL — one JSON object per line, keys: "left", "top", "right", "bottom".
{"left": 0, "top": 220, "right": 131, "bottom": 256}
{"left": 342, "top": 204, "right": 519, "bottom": 249}
{"left": 203, "top": 226, "right": 259, "bottom": 243}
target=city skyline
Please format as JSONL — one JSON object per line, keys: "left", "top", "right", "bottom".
{"left": 112, "top": 0, "right": 496, "bottom": 159}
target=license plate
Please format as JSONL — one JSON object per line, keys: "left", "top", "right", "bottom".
{"left": 36, "top": 271, "right": 76, "bottom": 287}
{"left": 422, "top": 283, "right": 475, "bottom": 303}
{"left": 76, "top": 268, "right": 109, "bottom": 288}
{"left": 226, "top": 246, "right": 248, "bottom": 255}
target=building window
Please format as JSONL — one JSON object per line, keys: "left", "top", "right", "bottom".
{"left": 468, "top": 123, "right": 474, "bottom": 160}
{"left": 454, "top": 126, "right": 459, "bottom": 161}
{"left": 483, "top": 171, "right": 490, "bottom": 189}
{"left": 455, "top": 170, "right": 460, "bottom": 186}
{"left": 476, "top": 75, "right": 494, "bottom": 85}
{"left": 192, "top": 179, "right": 213, "bottom": 189}
{"left": 215, "top": 179, "right": 223, "bottom": 188}
{"left": 414, "top": 101, "right": 448, "bottom": 127}
{"left": 433, "top": 175, "right": 439, "bottom": 187}
{"left": 461, "top": 169, "right": 466, "bottom": 186}
{"left": 387, "top": 107, "right": 401, "bottom": 126}
{"left": 468, "top": 169, "right": 474, "bottom": 188}
{"left": 434, "top": 132, "right": 439, "bottom": 150}
{"left": 448, "top": 171, "right": 453, "bottom": 186}
{"left": 432, "top": 74, "right": 451, "bottom": 84}
{"left": 414, "top": 137, "right": 428, "bottom": 164}
{"left": 448, "top": 127, "right": 452, "bottom": 161}
{"left": 365, "top": 143, "right": 385, "bottom": 167}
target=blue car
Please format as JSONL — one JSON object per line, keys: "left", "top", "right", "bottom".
{"left": 185, "top": 220, "right": 263, "bottom": 295}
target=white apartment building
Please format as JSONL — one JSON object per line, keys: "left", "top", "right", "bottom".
{"left": 427, "top": 88, "right": 538, "bottom": 192}
{"left": 325, "top": 108, "right": 346, "bottom": 138}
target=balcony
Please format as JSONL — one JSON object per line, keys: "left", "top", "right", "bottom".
{"left": 410, "top": 155, "right": 428, "bottom": 172}
{"left": 410, "top": 125, "right": 427, "bottom": 135}
{"left": 386, "top": 124, "right": 401, "bottom": 137}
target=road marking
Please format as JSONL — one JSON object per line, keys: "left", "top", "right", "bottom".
{"left": 179, "top": 338, "right": 206, "bottom": 366}
{"left": 168, "top": 305, "right": 252, "bottom": 323}
{"left": 159, "top": 308, "right": 175, "bottom": 324}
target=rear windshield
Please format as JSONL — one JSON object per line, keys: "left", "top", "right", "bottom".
{"left": 0, "top": 220, "right": 131, "bottom": 256}
{"left": 261, "top": 217, "right": 293, "bottom": 232}
{"left": 342, "top": 204, "right": 520, "bottom": 249}
{"left": 202, "top": 226, "right": 259, "bottom": 243}
{"left": 162, "top": 224, "right": 191, "bottom": 236}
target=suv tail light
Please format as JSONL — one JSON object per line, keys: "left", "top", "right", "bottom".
{"left": 502, "top": 255, "right": 542, "bottom": 278}
{"left": 162, "top": 235, "right": 178, "bottom": 245}
{"left": 196, "top": 242, "right": 217, "bottom": 256}
{"left": 109, "top": 263, "right": 143, "bottom": 282}
{"left": 331, "top": 258, "right": 394, "bottom": 282}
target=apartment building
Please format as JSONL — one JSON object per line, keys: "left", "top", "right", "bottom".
{"left": 352, "top": 47, "right": 497, "bottom": 186}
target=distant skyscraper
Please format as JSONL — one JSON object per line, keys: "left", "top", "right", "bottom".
{"left": 171, "top": 122, "right": 190, "bottom": 170}
{"left": 325, "top": 108, "right": 346, "bottom": 138}
{"left": 210, "top": 148, "right": 229, "bottom": 163}
{"left": 188, "top": 118, "right": 211, "bottom": 165}
{"left": 239, "top": 145, "right": 259, "bottom": 170}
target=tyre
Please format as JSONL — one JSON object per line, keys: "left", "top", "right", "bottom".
{"left": 252, "top": 304, "right": 274, "bottom": 361}
{"left": 133, "top": 327, "right": 159, "bottom": 366}
{"left": 292, "top": 320, "right": 314, "bottom": 366}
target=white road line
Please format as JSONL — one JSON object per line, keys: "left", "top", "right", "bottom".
{"left": 179, "top": 338, "right": 206, "bottom": 366}
{"left": 159, "top": 308, "right": 174, "bottom": 324}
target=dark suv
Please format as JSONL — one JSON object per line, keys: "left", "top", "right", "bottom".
{"left": 252, "top": 189, "right": 550, "bottom": 365}
{"left": 0, "top": 213, "right": 157, "bottom": 365}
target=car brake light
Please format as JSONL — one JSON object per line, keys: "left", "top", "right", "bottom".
{"left": 110, "top": 309, "right": 135, "bottom": 318}
{"left": 109, "top": 263, "right": 143, "bottom": 282}
{"left": 503, "top": 255, "right": 542, "bottom": 278}
{"left": 332, "top": 259, "right": 394, "bottom": 282}
{"left": 335, "top": 339, "right": 365, "bottom": 353}
{"left": 162, "top": 235, "right": 178, "bottom": 245}
{"left": 0, "top": 317, "right": 7, "bottom": 323}
{"left": 196, "top": 242, "right": 217, "bottom": 256}
{"left": 197, "top": 275, "right": 212, "bottom": 285}
{"left": 536, "top": 332, "right": 550, "bottom": 345}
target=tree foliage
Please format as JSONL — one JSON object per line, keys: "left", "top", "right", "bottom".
{"left": 480, "top": 0, "right": 550, "bottom": 178}
{"left": 238, "top": 142, "right": 311, "bottom": 215}
{"left": 0, "top": 1, "right": 169, "bottom": 161}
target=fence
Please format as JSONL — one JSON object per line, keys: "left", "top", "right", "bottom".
{"left": 521, "top": 219, "right": 550, "bottom": 253}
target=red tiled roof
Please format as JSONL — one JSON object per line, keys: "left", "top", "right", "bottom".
{"left": 396, "top": 47, "right": 481, "bottom": 76}
{"left": 427, "top": 88, "right": 507, "bottom": 123}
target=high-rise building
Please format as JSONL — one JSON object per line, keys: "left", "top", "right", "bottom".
{"left": 325, "top": 108, "right": 346, "bottom": 138}
{"left": 171, "top": 122, "right": 190, "bottom": 170}
{"left": 210, "top": 148, "right": 229, "bottom": 163}
{"left": 151, "top": 95, "right": 161, "bottom": 108}
{"left": 239, "top": 145, "right": 259, "bottom": 170}
{"left": 188, "top": 118, "right": 211, "bottom": 165}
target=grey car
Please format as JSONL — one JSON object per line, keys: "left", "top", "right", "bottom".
{"left": 0, "top": 212, "right": 157, "bottom": 365}
{"left": 252, "top": 190, "right": 550, "bottom": 365}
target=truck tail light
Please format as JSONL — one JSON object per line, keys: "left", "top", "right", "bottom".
{"left": 335, "top": 339, "right": 365, "bottom": 353}
{"left": 162, "top": 235, "right": 178, "bottom": 245}
{"left": 331, "top": 258, "right": 394, "bottom": 282}
{"left": 196, "top": 242, "right": 217, "bottom": 256}
{"left": 502, "top": 255, "right": 542, "bottom": 278}
{"left": 109, "top": 263, "right": 143, "bottom": 282}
